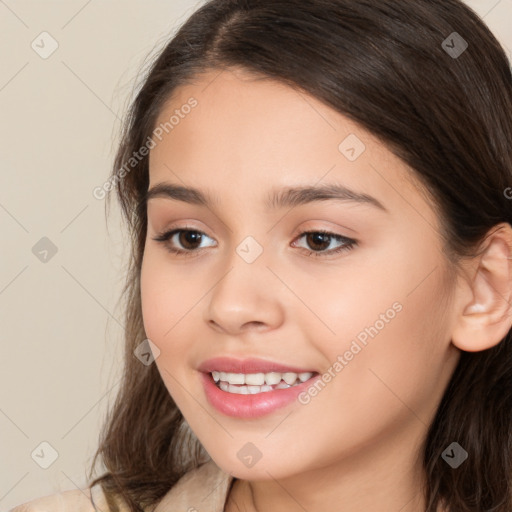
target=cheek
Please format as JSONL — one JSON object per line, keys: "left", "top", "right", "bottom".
{"left": 139, "top": 248, "right": 212, "bottom": 397}
{"left": 329, "top": 275, "right": 452, "bottom": 429}
{"left": 140, "top": 254, "right": 195, "bottom": 402}
{"left": 140, "top": 249, "right": 198, "bottom": 341}
{"left": 294, "top": 296, "right": 450, "bottom": 467}
{"left": 314, "top": 244, "right": 452, "bottom": 410}
{"left": 140, "top": 254, "right": 170, "bottom": 341}
{"left": 300, "top": 230, "right": 424, "bottom": 343}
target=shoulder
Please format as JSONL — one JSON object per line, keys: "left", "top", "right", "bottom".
{"left": 9, "top": 488, "right": 96, "bottom": 512}
{"left": 153, "top": 459, "right": 234, "bottom": 512}
{"left": 10, "top": 461, "right": 233, "bottom": 512}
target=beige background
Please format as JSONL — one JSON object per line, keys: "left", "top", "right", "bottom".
{"left": 0, "top": 1, "right": 510, "bottom": 510}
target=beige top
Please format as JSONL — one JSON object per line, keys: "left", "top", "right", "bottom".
{"left": 9, "top": 460, "right": 234, "bottom": 512}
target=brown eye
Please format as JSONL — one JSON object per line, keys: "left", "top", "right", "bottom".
{"left": 152, "top": 228, "right": 216, "bottom": 256}
{"left": 292, "top": 230, "right": 357, "bottom": 257}
{"left": 153, "top": 228, "right": 357, "bottom": 259}
{"left": 304, "top": 232, "right": 331, "bottom": 251}
{"left": 176, "top": 230, "right": 203, "bottom": 250}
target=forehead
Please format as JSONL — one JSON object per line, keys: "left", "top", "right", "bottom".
{"left": 148, "top": 68, "right": 435, "bottom": 222}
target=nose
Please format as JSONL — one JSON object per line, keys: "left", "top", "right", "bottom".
{"left": 204, "top": 256, "right": 285, "bottom": 336}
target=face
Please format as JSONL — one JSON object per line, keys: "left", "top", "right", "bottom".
{"left": 140, "top": 67, "right": 461, "bottom": 480}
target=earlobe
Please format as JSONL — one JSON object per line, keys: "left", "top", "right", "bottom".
{"left": 451, "top": 222, "right": 512, "bottom": 352}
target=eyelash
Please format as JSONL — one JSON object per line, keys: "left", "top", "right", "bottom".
{"left": 152, "top": 227, "right": 357, "bottom": 258}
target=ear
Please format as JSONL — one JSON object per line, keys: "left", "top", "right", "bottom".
{"left": 451, "top": 222, "right": 512, "bottom": 352}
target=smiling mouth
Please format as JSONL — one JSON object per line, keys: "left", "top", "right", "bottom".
{"left": 210, "top": 370, "right": 319, "bottom": 395}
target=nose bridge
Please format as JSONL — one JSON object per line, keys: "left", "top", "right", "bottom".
{"left": 234, "top": 233, "right": 266, "bottom": 266}
{"left": 213, "top": 231, "right": 270, "bottom": 302}
{"left": 216, "top": 199, "right": 272, "bottom": 268}
{"left": 204, "top": 232, "right": 284, "bottom": 333}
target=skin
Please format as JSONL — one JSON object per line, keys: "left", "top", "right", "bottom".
{"left": 140, "top": 67, "right": 512, "bottom": 512}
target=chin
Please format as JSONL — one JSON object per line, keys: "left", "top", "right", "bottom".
{"left": 209, "top": 451, "right": 296, "bottom": 481}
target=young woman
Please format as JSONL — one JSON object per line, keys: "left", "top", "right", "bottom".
{"left": 12, "top": 0, "right": 512, "bottom": 511}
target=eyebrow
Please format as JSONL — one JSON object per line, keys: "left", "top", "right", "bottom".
{"left": 144, "top": 182, "right": 388, "bottom": 212}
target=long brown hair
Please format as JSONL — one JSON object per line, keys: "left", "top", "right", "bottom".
{"left": 87, "top": 1, "right": 512, "bottom": 510}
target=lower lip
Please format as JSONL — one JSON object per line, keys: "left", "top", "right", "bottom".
{"left": 200, "top": 372, "right": 320, "bottom": 418}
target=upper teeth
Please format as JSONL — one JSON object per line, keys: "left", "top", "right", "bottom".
{"left": 211, "top": 371, "right": 313, "bottom": 386}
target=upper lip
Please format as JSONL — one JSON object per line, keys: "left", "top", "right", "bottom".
{"left": 198, "top": 357, "right": 317, "bottom": 374}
